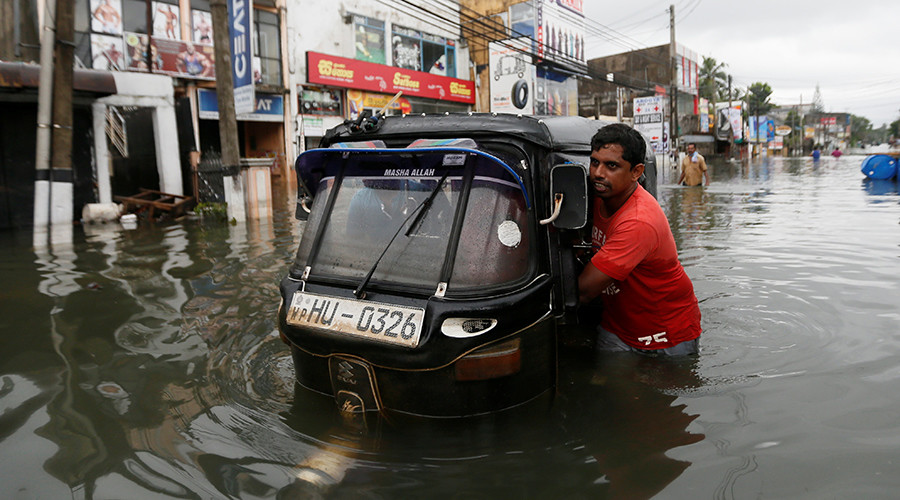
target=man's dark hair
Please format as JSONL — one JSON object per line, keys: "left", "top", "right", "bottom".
{"left": 590, "top": 123, "right": 647, "bottom": 169}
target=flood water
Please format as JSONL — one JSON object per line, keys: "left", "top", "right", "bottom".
{"left": 2, "top": 153, "right": 900, "bottom": 498}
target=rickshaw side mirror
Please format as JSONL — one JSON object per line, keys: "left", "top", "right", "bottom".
{"left": 541, "top": 164, "right": 589, "bottom": 229}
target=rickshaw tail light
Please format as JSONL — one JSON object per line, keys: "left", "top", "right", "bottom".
{"left": 454, "top": 339, "right": 521, "bottom": 381}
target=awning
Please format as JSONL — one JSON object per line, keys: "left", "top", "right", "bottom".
{"left": 0, "top": 62, "right": 117, "bottom": 96}
{"left": 680, "top": 134, "right": 715, "bottom": 143}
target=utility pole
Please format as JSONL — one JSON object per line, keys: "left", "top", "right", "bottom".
{"left": 209, "top": 0, "right": 245, "bottom": 220}
{"left": 33, "top": 0, "right": 57, "bottom": 229}
{"left": 48, "top": 0, "right": 75, "bottom": 231}
{"left": 209, "top": 0, "right": 240, "bottom": 170}
{"left": 669, "top": 4, "right": 678, "bottom": 158}
{"left": 799, "top": 94, "right": 803, "bottom": 155}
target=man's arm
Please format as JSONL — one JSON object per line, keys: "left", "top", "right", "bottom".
{"left": 701, "top": 156, "right": 710, "bottom": 185}
{"left": 578, "top": 261, "right": 615, "bottom": 304}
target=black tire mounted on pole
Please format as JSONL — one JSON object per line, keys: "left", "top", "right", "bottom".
{"left": 512, "top": 79, "right": 529, "bottom": 110}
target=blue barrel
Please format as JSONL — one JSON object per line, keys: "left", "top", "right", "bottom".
{"left": 860, "top": 155, "right": 897, "bottom": 180}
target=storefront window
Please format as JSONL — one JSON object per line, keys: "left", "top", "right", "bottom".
{"left": 122, "top": 0, "right": 148, "bottom": 34}
{"left": 509, "top": 2, "right": 535, "bottom": 38}
{"left": 392, "top": 25, "right": 456, "bottom": 77}
{"left": 300, "top": 87, "right": 343, "bottom": 116}
{"left": 352, "top": 15, "right": 386, "bottom": 65}
{"left": 254, "top": 9, "right": 282, "bottom": 85}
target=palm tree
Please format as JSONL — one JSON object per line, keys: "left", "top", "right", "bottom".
{"left": 699, "top": 56, "right": 728, "bottom": 103}
{"left": 745, "top": 82, "right": 774, "bottom": 115}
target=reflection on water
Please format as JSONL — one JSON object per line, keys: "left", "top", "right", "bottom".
{"left": 2, "top": 155, "right": 900, "bottom": 497}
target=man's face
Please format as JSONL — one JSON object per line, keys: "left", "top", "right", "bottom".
{"left": 686, "top": 144, "right": 696, "bottom": 155}
{"left": 589, "top": 143, "right": 642, "bottom": 199}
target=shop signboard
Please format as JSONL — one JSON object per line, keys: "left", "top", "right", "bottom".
{"left": 633, "top": 96, "right": 664, "bottom": 153}
{"left": 306, "top": 52, "right": 475, "bottom": 105}
{"left": 229, "top": 0, "right": 254, "bottom": 115}
{"left": 198, "top": 89, "right": 283, "bottom": 122}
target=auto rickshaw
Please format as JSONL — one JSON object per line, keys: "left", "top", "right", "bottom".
{"left": 278, "top": 112, "right": 657, "bottom": 417}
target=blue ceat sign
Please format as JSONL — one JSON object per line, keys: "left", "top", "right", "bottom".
{"left": 229, "top": 0, "right": 254, "bottom": 115}
{"left": 198, "top": 89, "right": 283, "bottom": 122}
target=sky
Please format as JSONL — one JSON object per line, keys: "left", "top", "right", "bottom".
{"left": 581, "top": 0, "right": 900, "bottom": 127}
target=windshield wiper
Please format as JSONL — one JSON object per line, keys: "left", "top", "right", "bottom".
{"left": 354, "top": 171, "right": 450, "bottom": 300}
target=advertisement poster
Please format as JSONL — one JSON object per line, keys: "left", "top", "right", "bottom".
{"left": 90, "top": 34, "right": 125, "bottom": 70}
{"left": 347, "top": 90, "right": 412, "bottom": 119}
{"left": 698, "top": 98, "right": 709, "bottom": 133}
{"left": 152, "top": 2, "right": 180, "bottom": 40}
{"left": 489, "top": 39, "right": 535, "bottom": 114}
{"left": 152, "top": 38, "right": 215, "bottom": 79}
{"left": 90, "top": 0, "right": 123, "bottom": 35}
{"left": 727, "top": 107, "right": 743, "bottom": 140}
{"left": 633, "top": 96, "right": 665, "bottom": 153}
{"left": 192, "top": 10, "right": 213, "bottom": 44}
{"left": 536, "top": 0, "right": 586, "bottom": 68}
{"left": 307, "top": 51, "right": 475, "bottom": 105}
{"left": 124, "top": 32, "right": 153, "bottom": 71}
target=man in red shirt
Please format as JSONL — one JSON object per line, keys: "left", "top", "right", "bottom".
{"left": 578, "top": 123, "right": 701, "bottom": 356}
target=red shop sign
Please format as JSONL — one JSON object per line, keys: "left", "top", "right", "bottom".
{"left": 307, "top": 51, "right": 475, "bottom": 105}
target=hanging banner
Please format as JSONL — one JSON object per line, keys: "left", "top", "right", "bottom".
{"left": 306, "top": 51, "right": 475, "bottom": 104}
{"left": 229, "top": 0, "right": 254, "bottom": 115}
{"left": 728, "top": 107, "right": 743, "bottom": 140}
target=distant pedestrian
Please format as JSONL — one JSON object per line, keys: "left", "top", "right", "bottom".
{"left": 831, "top": 147, "right": 842, "bottom": 158}
{"left": 677, "top": 143, "right": 709, "bottom": 186}
{"left": 811, "top": 147, "right": 821, "bottom": 160}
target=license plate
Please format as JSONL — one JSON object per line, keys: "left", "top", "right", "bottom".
{"left": 287, "top": 291, "right": 424, "bottom": 348}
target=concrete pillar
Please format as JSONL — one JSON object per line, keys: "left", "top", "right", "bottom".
{"left": 152, "top": 103, "right": 183, "bottom": 195}
{"left": 224, "top": 173, "right": 246, "bottom": 221}
{"left": 92, "top": 102, "right": 113, "bottom": 204}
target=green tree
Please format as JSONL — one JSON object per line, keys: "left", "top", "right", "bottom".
{"left": 699, "top": 56, "right": 728, "bottom": 102}
{"left": 849, "top": 114, "right": 871, "bottom": 147}
{"left": 811, "top": 84, "right": 825, "bottom": 113}
{"left": 784, "top": 108, "right": 803, "bottom": 152}
{"left": 745, "top": 82, "right": 775, "bottom": 116}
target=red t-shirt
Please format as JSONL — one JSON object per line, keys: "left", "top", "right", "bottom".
{"left": 590, "top": 184, "right": 701, "bottom": 349}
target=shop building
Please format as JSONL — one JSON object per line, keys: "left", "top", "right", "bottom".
{"left": 0, "top": 0, "right": 290, "bottom": 228}
{"left": 579, "top": 42, "right": 702, "bottom": 151}
{"left": 459, "top": 0, "right": 588, "bottom": 116}
{"left": 287, "top": 0, "right": 475, "bottom": 151}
